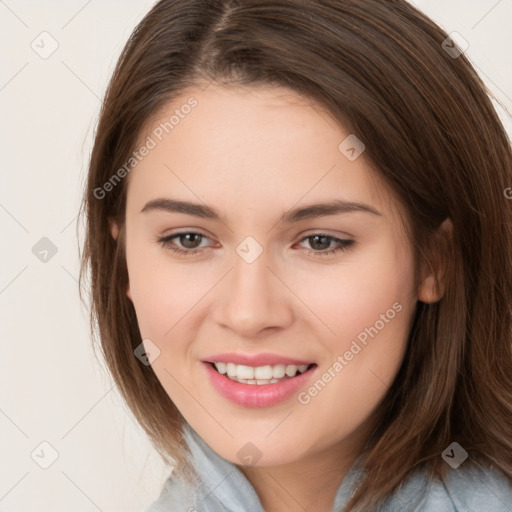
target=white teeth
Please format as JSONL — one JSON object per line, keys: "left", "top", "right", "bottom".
{"left": 285, "top": 365, "right": 298, "bottom": 377}
{"left": 226, "top": 363, "right": 237, "bottom": 377}
{"left": 237, "top": 365, "right": 254, "bottom": 380}
{"left": 215, "top": 362, "right": 227, "bottom": 374}
{"left": 254, "top": 365, "right": 273, "bottom": 379}
{"left": 272, "top": 364, "right": 286, "bottom": 378}
{"left": 213, "top": 362, "right": 311, "bottom": 383}
{"left": 226, "top": 377, "right": 281, "bottom": 385}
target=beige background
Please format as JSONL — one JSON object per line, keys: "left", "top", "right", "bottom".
{"left": 0, "top": 1, "right": 511, "bottom": 510}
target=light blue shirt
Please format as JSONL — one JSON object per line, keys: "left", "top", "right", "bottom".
{"left": 147, "top": 423, "right": 512, "bottom": 511}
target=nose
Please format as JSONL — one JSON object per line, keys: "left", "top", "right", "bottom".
{"left": 213, "top": 249, "right": 294, "bottom": 338}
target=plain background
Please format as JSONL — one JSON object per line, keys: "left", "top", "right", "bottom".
{"left": 0, "top": 1, "right": 511, "bottom": 510}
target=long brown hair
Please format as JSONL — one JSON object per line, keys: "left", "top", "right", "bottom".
{"left": 78, "top": 0, "right": 512, "bottom": 509}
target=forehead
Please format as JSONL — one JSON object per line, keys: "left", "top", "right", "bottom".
{"left": 126, "top": 83, "right": 400, "bottom": 223}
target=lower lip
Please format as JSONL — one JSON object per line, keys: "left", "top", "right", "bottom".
{"left": 202, "top": 362, "right": 317, "bottom": 408}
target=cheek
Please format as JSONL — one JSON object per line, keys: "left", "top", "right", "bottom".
{"left": 130, "top": 274, "right": 204, "bottom": 341}
{"left": 292, "top": 273, "right": 414, "bottom": 447}
{"left": 312, "top": 244, "right": 415, "bottom": 407}
{"left": 293, "top": 244, "right": 415, "bottom": 351}
{"left": 125, "top": 233, "right": 212, "bottom": 338}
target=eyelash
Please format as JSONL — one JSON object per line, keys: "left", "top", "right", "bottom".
{"left": 156, "top": 231, "right": 354, "bottom": 257}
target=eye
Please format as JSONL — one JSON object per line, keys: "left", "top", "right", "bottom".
{"left": 157, "top": 231, "right": 213, "bottom": 255}
{"left": 157, "top": 231, "right": 355, "bottom": 257}
{"left": 296, "top": 233, "right": 354, "bottom": 257}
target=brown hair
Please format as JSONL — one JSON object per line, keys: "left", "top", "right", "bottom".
{"left": 78, "top": 0, "right": 512, "bottom": 509}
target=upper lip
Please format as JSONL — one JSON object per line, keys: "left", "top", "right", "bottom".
{"left": 203, "top": 352, "right": 315, "bottom": 367}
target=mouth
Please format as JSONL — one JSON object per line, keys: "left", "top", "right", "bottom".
{"left": 208, "top": 361, "right": 316, "bottom": 385}
{"left": 202, "top": 360, "right": 318, "bottom": 408}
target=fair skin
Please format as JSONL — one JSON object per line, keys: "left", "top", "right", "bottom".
{"left": 111, "top": 84, "right": 447, "bottom": 512}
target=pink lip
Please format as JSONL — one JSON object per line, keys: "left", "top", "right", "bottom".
{"left": 203, "top": 361, "right": 318, "bottom": 408}
{"left": 203, "top": 352, "right": 314, "bottom": 366}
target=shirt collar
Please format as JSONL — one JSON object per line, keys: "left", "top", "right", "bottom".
{"left": 182, "top": 422, "right": 366, "bottom": 512}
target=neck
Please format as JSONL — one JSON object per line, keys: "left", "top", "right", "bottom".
{"left": 239, "top": 431, "right": 368, "bottom": 512}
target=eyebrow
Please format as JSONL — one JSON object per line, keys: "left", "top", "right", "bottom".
{"left": 140, "top": 197, "right": 382, "bottom": 222}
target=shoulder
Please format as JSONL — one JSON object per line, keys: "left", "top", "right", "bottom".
{"left": 440, "top": 463, "right": 512, "bottom": 512}
{"left": 382, "top": 462, "right": 512, "bottom": 512}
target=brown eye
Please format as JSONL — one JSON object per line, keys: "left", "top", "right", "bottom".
{"left": 176, "top": 233, "right": 204, "bottom": 249}
{"left": 298, "top": 234, "right": 354, "bottom": 257}
{"left": 157, "top": 231, "right": 211, "bottom": 255}
{"left": 308, "top": 234, "right": 333, "bottom": 251}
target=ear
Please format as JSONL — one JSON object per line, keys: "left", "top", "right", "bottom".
{"left": 125, "top": 282, "right": 133, "bottom": 302}
{"left": 108, "top": 216, "right": 119, "bottom": 240}
{"left": 417, "top": 218, "right": 453, "bottom": 304}
{"left": 108, "top": 217, "right": 133, "bottom": 301}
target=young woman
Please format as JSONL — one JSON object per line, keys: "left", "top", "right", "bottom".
{"left": 79, "top": 0, "right": 512, "bottom": 510}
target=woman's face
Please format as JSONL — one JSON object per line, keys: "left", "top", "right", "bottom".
{"left": 117, "top": 84, "right": 426, "bottom": 467}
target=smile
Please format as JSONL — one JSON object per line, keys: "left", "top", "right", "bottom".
{"left": 203, "top": 360, "right": 318, "bottom": 408}
{"left": 212, "top": 362, "right": 312, "bottom": 384}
